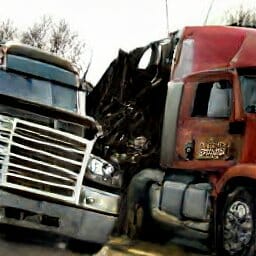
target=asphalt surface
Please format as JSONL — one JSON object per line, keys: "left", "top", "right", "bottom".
{"left": 97, "top": 236, "right": 209, "bottom": 256}
{"left": 0, "top": 227, "right": 209, "bottom": 256}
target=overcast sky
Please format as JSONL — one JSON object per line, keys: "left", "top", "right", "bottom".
{"left": 0, "top": 0, "right": 255, "bottom": 84}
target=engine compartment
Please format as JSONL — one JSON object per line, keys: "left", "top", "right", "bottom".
{"left": 87, "top": 36, "right": 177, "bottom": 188}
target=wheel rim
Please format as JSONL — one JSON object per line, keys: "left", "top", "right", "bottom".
{"left": 223, "top": 200, "right": 253, "bottom": 255}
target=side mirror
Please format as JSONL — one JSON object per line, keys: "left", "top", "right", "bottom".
{"left": 80, "top": 79, "right": 94, "bottom": 95}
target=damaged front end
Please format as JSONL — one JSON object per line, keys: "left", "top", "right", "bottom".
{"left": 86, "top": 35, "right": 179, "bottom": 238}
{"left": 87, "top": 36, "right": 177, "bottom": 188}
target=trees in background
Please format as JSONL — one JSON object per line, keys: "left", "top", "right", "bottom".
{"left": 49, "top": 19, "right": 86, "bottom": 70}
{"left": 225, "top": 6, "right": 256, "bottom": 28}
{"left": 0, "top": 16, "right": 86, "bottom": 73}
{"left": 0, "top": 19, "right": 17, "bottom": 41}
{"left": 21, "top": 15, "right": 52, "bottom": 50}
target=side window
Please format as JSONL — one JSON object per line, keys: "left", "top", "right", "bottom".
{"left": 240, "top": 75, "right": 256, "bottom": 113}
{"left": 192, "top": 80, "right": 232, "bottom": 118}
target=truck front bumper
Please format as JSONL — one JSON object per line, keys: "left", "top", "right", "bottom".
{"left": 0, "top": 190, "right": 117, "bottom": 244}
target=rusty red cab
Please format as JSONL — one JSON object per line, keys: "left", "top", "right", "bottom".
{"left": 127, "top": 26, "right": 256, "bottom": 256}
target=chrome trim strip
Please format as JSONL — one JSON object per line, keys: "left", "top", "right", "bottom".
{"left": 5, "top": 153, "right": 78, "bottom": 178}
{"left": 81, "top": 186, "right": 120, "bottom": 215}
{"left": 160, "top": 81, "right": 183, "bottom": 168}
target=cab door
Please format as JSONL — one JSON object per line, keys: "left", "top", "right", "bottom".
{"left": 173, "top": 70, "right": 244, "bottom": 171}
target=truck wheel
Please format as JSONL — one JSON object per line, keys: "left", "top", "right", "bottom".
{"left": 126, "top": 204, "right": 145, "bottom": 239}
{"left": 219, "top": 188, "right": 255, "bottom": 256}
{"left": 125, "top": 169, "right": 165, "bottom": 241}
{"left": 127, "top": 201, "right": 169, "bottom": 242}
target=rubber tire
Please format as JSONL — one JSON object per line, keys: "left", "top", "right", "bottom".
{"left": 126, "top": 204, "right": 146, "bottom": 239}
{"left": 126, "top": 182, "right": 153, "bottom": 240}
{"left": 218, "top": 187, "right": 255, "bottom": 256}
{"left": 126, "top": 187, "right": 169, "bottom": 243}
{"left": 124, "top": 169, "right": 166, "bottom": 242}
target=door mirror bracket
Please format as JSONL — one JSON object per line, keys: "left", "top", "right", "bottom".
{"left": 229, "top": 120, "right": 246, "bottom": 135}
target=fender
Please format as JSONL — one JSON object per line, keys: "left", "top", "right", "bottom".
{"left": 124, "top": 169, "right": 164, "bottom": 233}
{"left": 127, "top": 169, "right": 164, "bottom": 212}
{"left": 216, "top": 164, "right": 256, "bottom": 194}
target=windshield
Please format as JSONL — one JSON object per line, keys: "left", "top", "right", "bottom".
{"left": 0, "top": 70, "right": 77, "bottom": 112}
{"left": 240, "top": 75, "right": 256, "bottom": 113}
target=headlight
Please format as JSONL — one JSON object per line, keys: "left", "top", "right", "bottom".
{"left": 86, "top": 154, "right": 122, "bottom": 188}
{"left": 87, "top": 155, "right": 114, "bottom": 176}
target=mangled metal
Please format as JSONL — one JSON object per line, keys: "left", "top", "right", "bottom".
{"left": 87, "top": 36, "right": 177, "bottom": 187}
{"left": 84, "top": 25, "right": 256, "bottom": 256}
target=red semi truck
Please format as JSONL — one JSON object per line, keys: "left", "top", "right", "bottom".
{"left": 87, "top": 26, "right": 256, "bottom": 256}
{"left": 126, "top": 26, "right": 256, "bottom": 256}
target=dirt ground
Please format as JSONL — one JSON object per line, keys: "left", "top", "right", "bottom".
{"left": 97, "top": 236, "right": 208, "bottom": 256}
{"left": 0, "top": 226, "right": 209, "bottom": 256}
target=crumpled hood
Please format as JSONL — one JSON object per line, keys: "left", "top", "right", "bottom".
{"left": 86, "top": 37, "right": 176, "bottom": 179}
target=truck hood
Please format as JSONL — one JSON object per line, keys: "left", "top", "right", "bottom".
{"left": 0, "top": 93, "right": 98, "bottom": 139}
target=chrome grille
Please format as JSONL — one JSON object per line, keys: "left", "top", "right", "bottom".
{"left": 0, "top": 115, "right": 94, "bottom": 204}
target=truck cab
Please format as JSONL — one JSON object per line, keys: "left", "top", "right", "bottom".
{"left": 125, "top": 26, "right": 256, "bottom": 256}
{"left": 0, "top": 42, "right": 121, "bottom": 251}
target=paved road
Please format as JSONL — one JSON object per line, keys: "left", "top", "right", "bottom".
{"left": 98, "top": 236, "right": 209, "bottom": 256}
{"left": 0, "top": 237, "right": 208, "bottom": 256}
{"left": 0, "top": 227, "right": 209, "bottom": 256}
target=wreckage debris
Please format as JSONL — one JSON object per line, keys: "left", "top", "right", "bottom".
{"left": 87, "top": 35, "right": 177, "bottom": 186}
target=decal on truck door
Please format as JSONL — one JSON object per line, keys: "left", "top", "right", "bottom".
{"left": 196, "top": 137, "right": 231, "bottom": 160}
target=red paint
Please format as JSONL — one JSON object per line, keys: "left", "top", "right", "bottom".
{"left": 216, "top": 164, "right": 256, "bottom": 194}
{"left": 168, "top": 26, "right": 256, "bottom": 195}
{"left": 173, "top": 26, "right": 256, "bottom": 79}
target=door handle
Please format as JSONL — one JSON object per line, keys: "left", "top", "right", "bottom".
{"left": 185, "top": 140, "right": 195, "bottom": 160}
